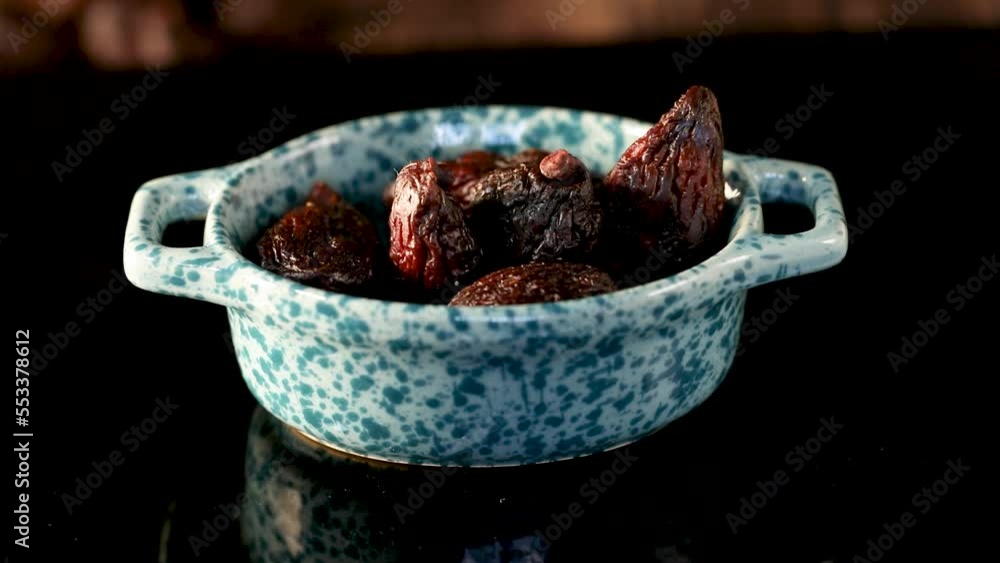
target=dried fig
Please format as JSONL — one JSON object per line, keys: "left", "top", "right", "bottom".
{"left": 604, "top": 85, "right": 726, "bottom": 267}
{"left": 388, "top": 158, "right": 482, "bottom": 291}
{"left": 450, "top": 262, "right": 615, "bottom": 306}
{"left": 257, "top": 182, "right": 378, "bottom": 293}
{"left": 465, "top": 149, "right": 602, "bottom": 265}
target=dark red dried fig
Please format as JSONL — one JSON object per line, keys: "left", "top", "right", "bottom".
{"left": 382, "top": 149, "right": 551, "bottom": 210}
{"left": 435, "top": 150, "right": 508, "bottom": 210}
{"left": 449, "top": 262, "right": 615, "bottom": 306}
{"left": 465, "top": 149, "right": 602, "bottom": 265}
{"left": 604, "top": 85, "right": 726, "bottom": 266}
{"left": 257, "top": 182, "right": 378, "bottom": 293}
{"left": 389, "top": 158, "right": 482, "bottom": 291}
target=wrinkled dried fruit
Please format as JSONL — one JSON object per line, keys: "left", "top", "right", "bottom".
{"left": 259, "top": 88, "right": 731, "bottom": 303}
{"left": 604, "top": 85, "right": 726, "bottom": 266}
{"left": 382, "top": 149, "right": 552, "bottom": 209}
{"left": 257, "top": 182, "right": 378, "bottom": 293}
{"left": 435, "top": 150, "right": 509, "bottom": 210}
{"left": 389, "top": 158, "right": 482, "bottom": 291}
{"left": 450, "top": 262, "right": 615, "bottom": 306}
{"left": 502, "top": 148, "right": 550, "bottom": 168}
{"left": 465, "top": 149, "right": 602, "bottom": 265}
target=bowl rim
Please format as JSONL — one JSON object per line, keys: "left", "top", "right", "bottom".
{"left": 127, "top": 104, "right": 844, "bottom": 327}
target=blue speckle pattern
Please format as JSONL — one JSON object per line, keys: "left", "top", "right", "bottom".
{"left": 242, "top": 408, "right": 393, "bottom": 562}
{"left": 123, "top": 106, "right": 848, "bottom": 466}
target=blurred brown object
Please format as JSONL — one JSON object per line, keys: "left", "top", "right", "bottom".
{"left": 350, "top": 0, "right": 998, "bottom": 50}
{"left": 2, "top": 0, "right": 998, "bottom": 72}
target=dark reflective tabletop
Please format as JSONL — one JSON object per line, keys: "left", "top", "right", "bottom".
{"left": 162, "top": 407, "right": 704, "bottom": 562}
{"left": 7, "top": 30, "right": 992, "bottom": 562}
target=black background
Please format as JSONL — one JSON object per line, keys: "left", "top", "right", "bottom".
{"left": 3, "top": 30, "right": 996, "bottom": 562}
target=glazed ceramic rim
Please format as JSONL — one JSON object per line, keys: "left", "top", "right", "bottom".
{"left": 125, "top": 105, "right": 847, "bottom": 326}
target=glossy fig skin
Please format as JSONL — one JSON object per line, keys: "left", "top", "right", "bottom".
{"left": 257, "top": 182, "right": 379, "bottom": 293}
{"left": 604, "top": 85, "right": 726, "bottom": 264}
{"left": 465, "top": 149, "right": 603, "bottom": 266}
{"left": 388, "top": 158, "right": 482, "bottom": 292}
{"left": 382, "top": 149, "right": 551, "bottom": 210}
{"left": 436, "top": 150, "right": 512, "bottom": 211}
{"left": 449, "top": 262, "right": 615, "bottom": 306}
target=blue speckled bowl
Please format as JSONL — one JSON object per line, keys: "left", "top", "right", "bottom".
{"left": 123, "top": 106, "right": 847, "bottom": 466}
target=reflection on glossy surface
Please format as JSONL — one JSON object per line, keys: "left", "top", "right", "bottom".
{"left": 243, "top": 407, "right": 402, "bottom": 562}
{"left": 240, "top": 408, "right": 696, "bottom": 562}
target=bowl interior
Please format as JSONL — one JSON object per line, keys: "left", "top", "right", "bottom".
{"left": 167, "top": 105, "right": 768, "bottom": 350}
{"left": 220, "top": 106, "right": 669, "bottom": 250}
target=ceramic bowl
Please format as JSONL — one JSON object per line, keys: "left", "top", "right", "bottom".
{"left": 123, "top": 106, "right": 847, "bottom": 466}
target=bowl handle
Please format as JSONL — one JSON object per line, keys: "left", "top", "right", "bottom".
{"left": 123, "top": 173, "right": 244, "bottom": 308}
{"left": 735, "top": 157, "right": 849, "bottom": 288}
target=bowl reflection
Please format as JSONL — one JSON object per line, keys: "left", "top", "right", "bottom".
{"left": 240, "top": 407, "right": 695, "bottom": 562}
